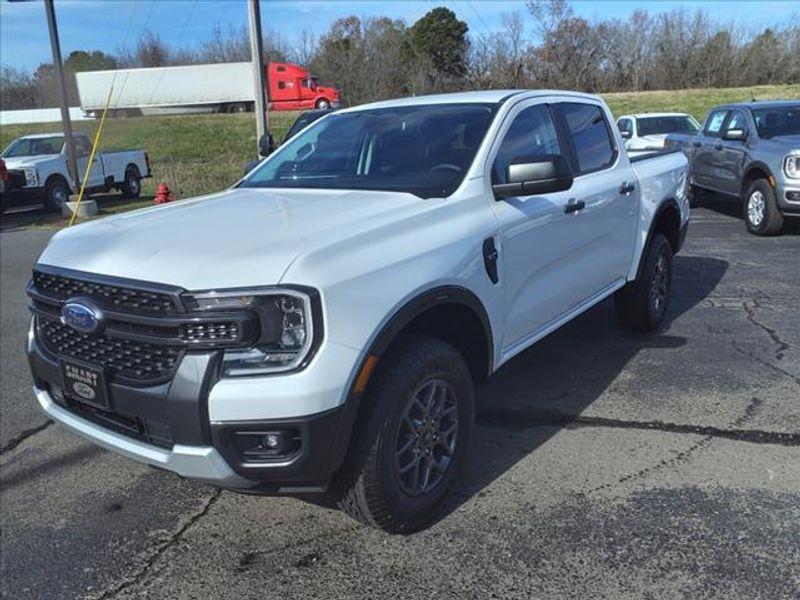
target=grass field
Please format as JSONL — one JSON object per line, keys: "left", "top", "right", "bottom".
{"left": 2, "top": 83, "right": 798, "bottom": 219}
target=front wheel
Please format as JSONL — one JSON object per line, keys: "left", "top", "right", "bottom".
{"left": 43, "top": 177, "right": 70, "bottom": 212}
{"left": 743, "top": 179, "right": 784, "bottom": 236}
{"left": 334, "top": 336, "right": 474, "bottom": 533}
{"left": 615, "top": 233, "right": 673, "bottom": 332}
{"left": 316, "top": 99, "right": 331, "bottom": 110}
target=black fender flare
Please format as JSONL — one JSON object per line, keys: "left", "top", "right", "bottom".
{"left": 741, "top": 161, "right": 776, "bottom": 194}
{"left": 329, "top": 285, "right": 494, "bottom": 475}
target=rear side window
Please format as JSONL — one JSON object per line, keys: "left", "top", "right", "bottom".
{"left": 558, "top": 102, "right": 616, "bottom": 174}
{"left": 704, "top": 110, "right": 728, "bottom": 137}
{"left": 492, "top": 104, "right": 562, "bottom": 184}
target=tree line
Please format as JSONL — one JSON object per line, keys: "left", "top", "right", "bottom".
{"left": 2, "top": 1, "right": 799, "bottom": 111}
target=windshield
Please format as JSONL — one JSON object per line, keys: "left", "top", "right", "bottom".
{"left": 751, "top": 105, "right": 800, "bottom": 138}
{"left": 240, "top": 104, "right": 496, "bottom": 199}
{"left": 1, "top": 136, "right": 64, "bottom": 158}
{"left": 637, "top": 116, "right": 699, "bottom": 136}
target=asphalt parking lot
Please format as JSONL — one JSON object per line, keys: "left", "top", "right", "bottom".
{"left": 1, "top": 200, "right": 799, "bottom": 600}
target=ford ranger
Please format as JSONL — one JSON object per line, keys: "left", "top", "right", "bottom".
{"left": 26, "top": 90, "right": 688, "bottom": 532}
{"left": 666, "top": 100, "right": 800, "bottom": 235}
{"left": 1, "top": 132, "right": 150, "bottom": 213}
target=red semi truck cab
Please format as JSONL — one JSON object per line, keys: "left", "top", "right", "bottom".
{"left": 267, "top": 63, "right": 340, "bottom": 111}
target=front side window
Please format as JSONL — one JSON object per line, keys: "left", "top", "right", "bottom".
{"left": 637, "top": 115, "right": 700, "bottom": 136}
{"left": 492, "top": 104, "right": 562, "bottom": 184}
{"left": 704, "top": 110, "right": 728, "bottom": 137}
{"left": 559, "top": 102, "right": 616, "bottom": 174}
{"left": 1, "top": 136, "right": 64, "bottom": 158}
{"left": 751, "top": 105, "right": 800, "bottom": 138}
{"left": 241, "top": 104, "right": 496, "bottom": 199}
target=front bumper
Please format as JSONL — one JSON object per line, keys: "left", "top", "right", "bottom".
{"left": 777, "top": 181, "right": 800, "bottom": 215}
{"left": 27, "top": 318, "right": 353, "bottom": 493}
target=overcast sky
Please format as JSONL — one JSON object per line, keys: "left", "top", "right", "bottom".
{"left": 2, "top": 0, "right": 798, "bottom": 73}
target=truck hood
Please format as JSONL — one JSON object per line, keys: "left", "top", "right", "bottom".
{"left": 38, "top": 187, "right": 425, "bottom": 290}
{"left": 756, "top": 134, "right": 800, "bottom": 153}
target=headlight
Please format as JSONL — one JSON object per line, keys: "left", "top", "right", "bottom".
{"left": 183, "top": 288, "right": 317, "bottom": 376}
{"left": 23, "top": 168, "right": 38, "bottom": 187}
{"left": 785, "top": 155, "right": 800, "bottom": 179}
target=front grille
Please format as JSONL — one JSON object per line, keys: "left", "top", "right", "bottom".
{"left": 179, "top": 321, "right": 241, "bottom": 343}
{"left": 32, "top": 271, "right": 177, "bottom": 315}
{"left": 40, "top": 320, "right": 182, "bottom": 384}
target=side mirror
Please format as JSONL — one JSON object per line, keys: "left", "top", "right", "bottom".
{"left": 258, "top": 133, "right": 276, "bottom": 157}
{"left": 492, "top": 155, "right": 573, "bottom": 200}
{"left": 243, "top": 159, "right": 261, "bottom": 175}
{"left": 723, "top": 128, "right": 746, "bottom": 141}
{"left": 620, "top": 129, "right": 632, "bottom": 139}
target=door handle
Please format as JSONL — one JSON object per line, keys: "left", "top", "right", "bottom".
{"left": 564, "top": 199, "right": 585, "bottom": 214}
{"left": 715, "top": 144, "right": 723, "bottom": 150}
{"left": 692, "top": 141, "right": 702, "bottom": 148}
{"left": 619, "top": 181, "right": 635, "bottom": 195}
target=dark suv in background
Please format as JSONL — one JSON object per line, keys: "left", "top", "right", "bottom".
{"left": 667, "top": 100, "right": 800, "bottom": 235}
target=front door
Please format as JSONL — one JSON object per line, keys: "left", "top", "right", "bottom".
{"left": 693, "top": 109, "right": 728, "bottom": 189}
{"left": 716, "top": 110, "right": 748, "bottom": 196}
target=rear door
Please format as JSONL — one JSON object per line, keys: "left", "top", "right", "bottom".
{"left": 553, "top": 101, "right": 638, "bottom": 295}
{"left": 74, "top": 135, "right": 105, "bottom": 188}
{"left": 693, "top": 109, "right": 728, "bottom": 189}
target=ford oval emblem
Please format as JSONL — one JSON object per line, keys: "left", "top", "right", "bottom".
{"left": 61, "top": 300, "right": 104, "bottom": 334}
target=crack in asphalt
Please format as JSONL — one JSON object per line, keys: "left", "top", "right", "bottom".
{"left": 478, "top": 405, "right": 800, "bottom": 447}
{"left": 90, "top": 489, "right": 222, "bottom": 600}
{"left": 743, "top": 300, "right": 791, "bottom": 361}
{"left": 0, "top": 420, "right": 53, "bottom": 456}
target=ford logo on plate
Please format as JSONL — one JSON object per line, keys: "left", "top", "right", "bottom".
{"left": 61, "top": 300, "right": 104, "bottom": 334}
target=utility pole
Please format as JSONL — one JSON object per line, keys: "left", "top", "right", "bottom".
{"left": 44, "top": 0, "right": 79, "bottom": 192}
{"left": 248, "top": 0, "right": 269, "bottom": 146}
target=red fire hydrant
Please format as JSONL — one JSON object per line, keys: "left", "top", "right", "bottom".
{"left": 154, "top": 183, "right": 174, "bottom": 204}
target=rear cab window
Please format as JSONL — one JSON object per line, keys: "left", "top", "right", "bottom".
{"left": 556, "top": 102, "right": 617, "bottom": 175}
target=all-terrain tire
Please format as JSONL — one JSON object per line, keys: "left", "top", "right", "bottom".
{"left": 615, "top": 233, "right": 673, "bottom": 332}
{"left": 743, "top": 179, "right": 784, "bottom": 236}
{"left": 334, "top": 335, "right": 474, "bottom": 533}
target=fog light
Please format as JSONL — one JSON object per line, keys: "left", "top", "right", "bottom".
{"left": 261, "top": 433, "right": 281, "bottom": 450}
{"left": 786, "top": 191, "right": 800, "bottom": 202}
{"left": 234, "top": 429, "right": 301, "bottom": 462}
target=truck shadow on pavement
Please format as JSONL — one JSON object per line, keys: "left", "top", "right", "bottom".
{"left": 693, "top": 193, "right": 800, "bottom": 235}
{"left": 438, "top": 254, "right": 729, "bottom": 527}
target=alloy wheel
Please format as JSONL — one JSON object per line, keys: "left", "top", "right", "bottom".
{"left": 394, "top": 379, "right": 459, "bottom": 497}
{"left": 748, "top": 191, "right": 765, "bottom": 227}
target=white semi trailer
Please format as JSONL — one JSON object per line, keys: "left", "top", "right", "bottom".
{"left": 76, "top": 62, "right": 255, "bottom": 117}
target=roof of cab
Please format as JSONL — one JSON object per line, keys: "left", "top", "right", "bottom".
{"left": 720, "top": 100, "right": 800, "bottom": 110}
{"left": 337, "top": 89, "right": 602, "bottom": 113}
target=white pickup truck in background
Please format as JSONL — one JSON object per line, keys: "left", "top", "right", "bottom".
{"left": 0, "top": 133, "right": 150, "bottom": 213}
{"left": 616, "top": 113, "right": 700, "bottom": 156}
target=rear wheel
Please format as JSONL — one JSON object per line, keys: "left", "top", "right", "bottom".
{"left": 316, "top": 99, "right": 331, "bottom": 110}
{"left": 121, "top": 167, "right": 141, "bottom": 199}
{"left": 615, "top": 233, "right": 673, "bottom": 332}
{"left": 334, "top": 336, "right": 474, "bottom": 533}
{"left": 743, "top": 179, "right": 784, "bottom": 236}
{"left": 44, "top": 176, "right": 70, "bottom": 212}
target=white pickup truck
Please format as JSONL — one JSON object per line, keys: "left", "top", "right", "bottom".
{"left": 1, "top": 132, "right": 150, "bottom": 213}
{"left": 26, "top": 90, "right": 688, "bottom": 532}
{"left": 616, "top": 112, "right": 700, "bottom": 156}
